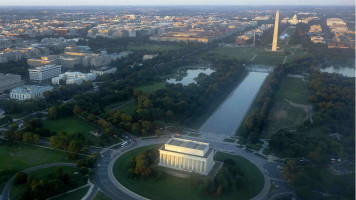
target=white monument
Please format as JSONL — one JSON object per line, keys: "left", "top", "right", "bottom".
{"left": 272, "top": 10, "right": 280, "bottom": 52}
{"left": 158, "top": 138, "right": 216, "bottom": 175}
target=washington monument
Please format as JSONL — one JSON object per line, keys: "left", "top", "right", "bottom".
{"left": 272, "top": 10, "right": 279, "bottom": 51}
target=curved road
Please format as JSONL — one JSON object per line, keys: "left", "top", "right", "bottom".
{"left": 92, "top": 137, "right": 169, "bottom": 200}
{"left": 92, "top": 135, "right": 292, "bottom": 200}
{"left": 1, "top": 163, "right": 76, "bottom": 200}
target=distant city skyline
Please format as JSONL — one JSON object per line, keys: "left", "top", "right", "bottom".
{"left": 0, "top": 0, "right": 354, "bottom": 6}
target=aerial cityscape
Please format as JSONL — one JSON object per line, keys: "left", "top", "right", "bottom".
{"left": 0, "top": 2, "right": 354, "bottom": 200}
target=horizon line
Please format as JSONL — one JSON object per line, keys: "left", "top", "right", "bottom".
{"left": 0, "top": 4, "right": 354, "bottom": 6}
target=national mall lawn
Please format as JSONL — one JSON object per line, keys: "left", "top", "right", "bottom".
{"left": 113, "top": 145, "right": 264, "bottom": 200}
{"left": 0, "top": 139, "right": 83, "bottom": 191}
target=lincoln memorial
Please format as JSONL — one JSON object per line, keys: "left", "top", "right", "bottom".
{"left": 158, "top": 137, "right": 215, "bottom": 175}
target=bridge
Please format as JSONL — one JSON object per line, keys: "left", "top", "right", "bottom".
{"left": 245, "top": 65, "right": 274, "bottom": 73}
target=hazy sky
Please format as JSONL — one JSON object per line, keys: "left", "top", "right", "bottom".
{"left": 0, "top": 0, "right": 354, "bottom": 6}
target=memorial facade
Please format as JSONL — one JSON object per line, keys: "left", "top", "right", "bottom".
{"left": 158, "top": 138, "right": 215, "bottom": 175}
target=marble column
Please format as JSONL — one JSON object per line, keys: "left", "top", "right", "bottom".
{"left": 171, "top": 155, "right": 175, "bottom": 166}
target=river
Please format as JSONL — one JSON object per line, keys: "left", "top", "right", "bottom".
{"left": 199, "top": 72, "right": 269, "bottom": 137}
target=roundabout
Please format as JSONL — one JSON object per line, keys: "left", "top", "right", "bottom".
{"left": 93, "top": 135, "right": 288, "bottom": 200}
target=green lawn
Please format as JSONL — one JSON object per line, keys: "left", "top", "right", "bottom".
{"left": 52, "top": 186, "right": 89, "bottom": 200}
{"left": 94, "top": 191, "right": 112, "bottom": 200}
{"left": 274, "top": 77, "right": 308, "bottom": 104}
{"left": 208, "top": 47, "right": 255, "bottom": 61}
{"left": 127, "top": 44, "right": 183, "bottom": 52}
{"left": 0, "top": 139, "right": 80, "bottom": 192}
{"left": 10, "top": 166, "right": 87, "bottom": 200}
{"left": 118, "top": 101, "right": 136, "bottom": 114}
{"left": 253, "top": 55, "right": 285, "bottom": 65}
{"left": 43, "top": 116, "right": 98, "bottom": 134}
{"left": 43, "top": 116, "right": 102, "bottom": 144}
{"left": 262, "top": 77, "right": 309, "bottom": 137}
{"left": 113, "top": 145, "right": 264, "bottom": 200}
{"left": 135, "top": 82, "right": 166, "bottom": 93}
{"left": 205, "top": 46, "right": 306, "bottom": 65}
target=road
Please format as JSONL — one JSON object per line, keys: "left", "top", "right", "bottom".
{"left": 0, "top": 163, "right": 76, "bottom": 200}
{"left": 90, "top": 137, "right": 170, "bottom": 200}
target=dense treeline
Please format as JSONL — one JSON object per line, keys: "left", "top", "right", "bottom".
{"left": 270, "top": 130, "right": 343, "bottom": 160}
{"left": 1, "top": 99, "right": 48, "bottom": 116}
{"left": 105, "top": 59, "right": 246, "bottom": 136}
{"left": 309, "top": 72, "right": 355, "bottom": 137}
{"left": 267, "top": 61, "right": 355, "bottom": 199}
{"left": 0, "top": 59, "right": 30, "bottom": 78}
{"left": 205, "top": 159, "right": 247, "bottom": 197}
{"left": 241, "top": 67, "right": 283, "bottom": 143}
{"left": 14, "top": 167, "right": 88, "bottom": 200}
{"left": 283, "top": 159, "right": 355, "bottom": 200}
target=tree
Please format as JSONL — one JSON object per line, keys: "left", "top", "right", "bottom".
{"left": 33, "top": 134, "right": 39, "bottom": 144}
{"left": 68, "top": 140, "right": 81, "bottom": 154}
{"left": 48, "top": 107, "right": 58, "bottom": 119}
{"left": 14, "top": 172, "right": 28, "bottom": 185}
{"left": 22, "top": 132, "right": 34, "bottom": 143}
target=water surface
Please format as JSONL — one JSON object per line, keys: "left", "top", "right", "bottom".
{"left": 320, "top": 66, "right": 355, "bottom": 77}
{"left": 167, "top": 68, "right": 214, "bottom": 86}
{"left": 199, "top": 72, "right": 269, "bottom": 136}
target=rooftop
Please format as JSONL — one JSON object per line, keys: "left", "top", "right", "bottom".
{"left": 11, "top": 85, "right": 53, "bottom": 93}
{"left": 168, "top": 138, "right": 208, "bottom": 150}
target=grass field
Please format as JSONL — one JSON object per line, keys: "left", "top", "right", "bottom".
{"left": 253, "top": 55, "right": 285, "bottom": 65}
{"left": 113, "top": 145, "right": 264, "bottom": 200}
{"left": 118, "top": 101, "right": 136, "bottom": 114}
{"left": 53, "top": 186, "right": 89, "bottom": 200}
{"left": 43, "top": 116, "right": 100, "bottom": 143}
{"left": 127, "top": 44, "right": 183, "bottom": 52}
{"left": 10, "top": 166, "right": 87, "bottom": 200}
{"left": 207, "top": 47, "right": 255, "bottom": 61}
{"left": 135, "top": 82, "right": 166, "bottom": 93}
{"left": 43, "top": 116, "right": 98, "bottom": 134}
{"left": 94, "top": 191, "right": 112, "bottom": 200}
{"left": 274, "top": 77, "right": 309, "bottom": 104}
{"left": 205, "top": 46, "right": 306, "bottom": 65}
{"left": 0, "top": 139, "right": 80, "bottom": 192}
{"left": 262, "top": 77, "right": 309, "bottom": 137}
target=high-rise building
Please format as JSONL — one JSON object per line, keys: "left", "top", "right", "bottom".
{"left": 28, "top": 65, "right": 62, "bottom": 81}
{"left": 272, "top": 10, "right": 280, "bottom": 52}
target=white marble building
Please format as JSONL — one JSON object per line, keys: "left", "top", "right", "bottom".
{"left": 158, "top": 138, "right": 215, "bottom": 175}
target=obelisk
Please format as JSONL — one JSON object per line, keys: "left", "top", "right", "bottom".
{"left": 272, "top": 10, "right": 279, "bottom": 51}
